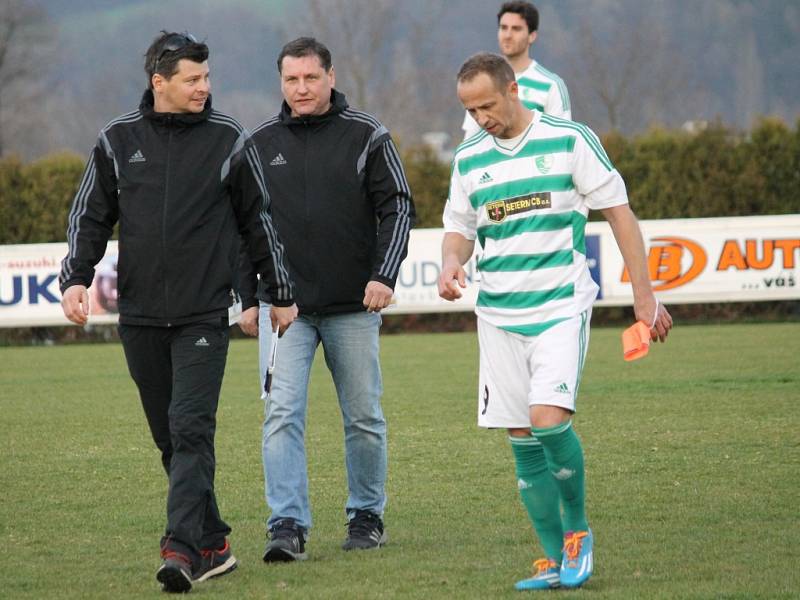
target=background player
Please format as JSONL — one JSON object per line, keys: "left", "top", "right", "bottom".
{"left": 462, "top": 1, "right": 571, "bottom": 139}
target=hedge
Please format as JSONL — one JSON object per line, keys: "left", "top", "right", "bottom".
{"left": 1, "top": 118, "right": 798, "bottom": 245}
{"left": 404, "top": 117, "right": 800, "bottom": 228}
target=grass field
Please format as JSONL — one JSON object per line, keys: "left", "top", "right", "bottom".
{"left": 1, "top": 323, "right": 799, "bottom": 599}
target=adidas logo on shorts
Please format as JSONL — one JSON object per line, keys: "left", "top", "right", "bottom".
{"left": 554, "top": 382, "right": 570, "bottom": 394}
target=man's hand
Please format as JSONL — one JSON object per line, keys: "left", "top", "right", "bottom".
{"left": 438, "top": 232, "right": 474, "bottom": 301}
{"left": 437, "top": 261, "right": 467, "bottom": 301}
{"left": 363, "top": 281, "right": 394, "bottom": 313}
{"left": 634, "top": 295, "right": 673, "bottom": 343}
{"left": 61, "top": 285, "right": 90, "bottom": 325}
{"left": 238, "top": 306, "right": 259, "bottom": 337}
{"left": 270, "top": 303, "right": 298, "bottom": 336}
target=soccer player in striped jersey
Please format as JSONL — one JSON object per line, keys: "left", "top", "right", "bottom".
{"left": 439, "top": 53, "right": 672, "bottom": 591}
{"left": 462, "top": 1, "right": 571, "bottom": 140}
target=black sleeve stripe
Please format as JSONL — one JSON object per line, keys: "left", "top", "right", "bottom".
{"left": 101, "top": 110, "right": 140, "bottom": 132}
{"left": 252, "top": 116, "right": 280, "bottom": 135}
{"left": 220, "top": 132, "right": 247, "bottom": 183}
{"left": 208, "top": 111, "right": 246, "bottom": 134}
{"left": 244, "top": 144, "right": 293, "bottom": 301}
{"left": 380, "top": 195, "right": 412, "bottom": 279}
{"left": 339, "top": 112, "right": 382, "bottom": 133}
{"left": 67, "top": 155, "right": 96, "bottom": 260}
{"left": 212, "top": 113, "right": 293, "bottom": 301}
{"left": 382, "top": 139, "right": 411, "bottom": 195}
{"left": 378, "top": 141, "right": 413, "bottom": 279}
{"left": 257, "top": 202, "right": 292, "bottom": 301}
{"left": 342, "top": 108, "right": 382, "bottom": 130}
{"left": 60, "top": 155, "right": 97, "bottom": 284}
{"left": 246, "top": 144, "right": 270, "bottom": 207}
{"left": 333, "top": 111, "right": 412, "bottom": 281}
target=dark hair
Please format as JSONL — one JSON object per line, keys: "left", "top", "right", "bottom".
{"left": 144, "top": 31, "right": 209, "bottom": 89}
{"left": 497, "top": 1, "right": 539, "bottom": 33}
{"left": 277, "top": 37, "right": 332, "bottom": 73}
{"left": 457, "top": 52, "right": 515, "bottom": 91}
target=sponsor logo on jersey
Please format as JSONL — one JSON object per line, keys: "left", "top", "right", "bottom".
{"left": 485, "top": 192, "right": 552, "bottom": 223}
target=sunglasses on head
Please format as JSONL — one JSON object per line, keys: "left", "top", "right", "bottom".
{"left": 155, "top": 32, "right": 199, "bottom": 68}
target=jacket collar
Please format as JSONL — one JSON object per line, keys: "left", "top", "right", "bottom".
{"left": 278, "top": 89, "right": 348, "bottom": 125}
{"left": 139, "top": 89, "right": 212, "bottom": 126}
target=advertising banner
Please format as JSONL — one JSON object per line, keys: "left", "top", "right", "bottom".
{"left": 0, "top": 242, "right": 120, "bottom": 327}
{"left": 1, "top": 215, "right": 798, "bottom": 327}
{"left": 389, "top": 215, "right": 800, "bottom": 313}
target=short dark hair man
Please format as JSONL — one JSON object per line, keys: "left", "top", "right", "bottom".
{"left": 59, "top": 31, "right": 297, "bottom": 593}
{"left": 462, "top": 1, "right": 571, "bottom": 139}
{"left": 441, "top": 52, "right": 672, "bottom": 590}
{"left": 237, "top": 37, "right": 414, "bottom": 561}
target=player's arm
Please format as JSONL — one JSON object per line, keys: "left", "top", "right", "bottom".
{"left": 438, "top": 232, "right": 474, "bottom": 301}
{"left": 364, "top": 128, "right": 415, "bottom": 312}
{"left": 601, "top": 204, "right": 672, "bottom": 342}
{"left": 59, "top": 139, "right": 120, "bottom": 325}
{"left": 439, "top": 154, "right": 477, "bottom": 301}
{"left": 569, "top": 121, "right": 671, "bottom": 341}
{"left": 228, "top": 132, "right": 297, "bottom": 334}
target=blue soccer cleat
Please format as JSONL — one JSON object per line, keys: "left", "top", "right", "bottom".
{"left": 560, "top": 529, "right": 593, "bottom": 588}
{"left": 514, "top": 558, "right": 561, "bottom": 591}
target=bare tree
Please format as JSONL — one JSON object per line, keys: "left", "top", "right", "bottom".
{"left": 565, "top": 12, "right": 693, "bottom": 134}
{"left": 305, "top": 0, "right": 394, "bottom": 113}
{"left": 0, "top": 0, "right": 52, "bottom": 157}
{"left": 298, "top": 0, "right": 450, "bottom": 144}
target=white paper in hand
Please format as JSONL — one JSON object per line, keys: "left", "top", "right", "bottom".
{"left": 263, "top": 327, "right": 279, "bottom": 396}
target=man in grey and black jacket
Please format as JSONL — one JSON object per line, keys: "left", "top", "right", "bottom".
{"left": 60, "top": 31, "right": 297, "bottom": 593}
{"left": 238, "top": 37, "right": 414, "bottom": 562}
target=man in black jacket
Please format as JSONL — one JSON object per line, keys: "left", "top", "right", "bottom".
{"left": 59, "top": 32, "right": 297, "bottom": 593}
{"left": 238, "top": 37, "right": 414, "bottom": 561}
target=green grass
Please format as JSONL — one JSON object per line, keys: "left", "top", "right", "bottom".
{"left": 1, "top": 323, "right": 799, "bottom": 599}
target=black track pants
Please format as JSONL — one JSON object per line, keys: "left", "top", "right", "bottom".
{"left": 118, "top": 319, "right": 232, "bottom": 564}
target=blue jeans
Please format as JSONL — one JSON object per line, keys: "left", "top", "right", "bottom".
{"left": 259, "top": 303, "right": 387, "bottom": 532}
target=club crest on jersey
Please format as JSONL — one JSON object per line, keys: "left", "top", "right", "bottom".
{"left": 535, "top": 154, "right": 553, "bottom": 174}
{"left": 486, "top": 201, "right": 507, "bottom": 223}
{"left": 485, "top": 192, "right": 552, "bottom": 223}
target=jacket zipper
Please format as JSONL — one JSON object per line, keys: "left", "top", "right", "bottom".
{"left": 162, "top": 120, "right": 173, "bottom": 326}
{"left": 303, "top": 121, "right": 316, "bottom": 314}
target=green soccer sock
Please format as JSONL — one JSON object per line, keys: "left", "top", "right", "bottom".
{"left": 532, "top": 420, "right": 588, "bottom": 533}
{"left": 510, "top": 436, "right": 564, "bottom": 562}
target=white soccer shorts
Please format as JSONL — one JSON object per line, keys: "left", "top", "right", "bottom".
{"left": 476, "top": 311, "right": 591, "bottom": 428}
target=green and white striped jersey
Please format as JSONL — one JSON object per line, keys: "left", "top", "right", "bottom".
{"left": 462, "top": 60, "right": 571, "bottom": 139}
{"left": 444, "top": 111, "right": 627, "bottom": 336}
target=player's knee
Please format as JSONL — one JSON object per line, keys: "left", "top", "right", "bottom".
{"left": 530, "top": 405, "right": 572, "bottom": 429}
